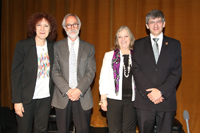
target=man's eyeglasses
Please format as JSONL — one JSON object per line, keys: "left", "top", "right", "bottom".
{"left": 148, "top": 20, "right": 163, "bottom": 25}
{"left": 65, "top": 23, "right": 79, "bottom": 29}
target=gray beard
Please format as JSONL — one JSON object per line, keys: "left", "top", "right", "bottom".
{"left": 66, "top": 30, "right": 79, "bottom": 39}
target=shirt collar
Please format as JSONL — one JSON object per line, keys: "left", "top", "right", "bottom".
{"left": 68, "top": 36, "right": 79, "bottom": 45}
{"left": 150, "top": 32, "right": 163, "bottom": 53}
{"left": 150, "top": 32, "right": 163, "bottom": 41}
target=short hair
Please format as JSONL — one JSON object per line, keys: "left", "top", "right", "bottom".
{"left": 27, "top": 13, "right": 57, "bottom": 41}
{"left": 62, "top": 14, "right": 81, "bottom": 30}
{"left": 146, "top": 9, "right": 165, "bottom": 24}
{"left": 113, "top": 26, "right": 135, "bottom": 50}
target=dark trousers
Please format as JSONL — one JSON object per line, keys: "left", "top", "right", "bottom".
{"left": 16, "top": 97, "right": 51, "bottom": 133}
{"left": 107, "top": 98, "right": 137, "bottom": 133}
{"left": 55, "top": 99, "right": 91, "bottom": 133}
{"left": 136, "top": 108, "right": 175, "bottom": 133}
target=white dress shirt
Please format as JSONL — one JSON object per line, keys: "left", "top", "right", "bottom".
{"left": 68, "top": 37, "right": 80, "bottom": 61}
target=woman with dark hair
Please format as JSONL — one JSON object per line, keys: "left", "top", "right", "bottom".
{"left": 11, "top": 13, "right": 57, "bottom": 133}
{"left": 99, "top": 26, "right": 137, "bottom": 133}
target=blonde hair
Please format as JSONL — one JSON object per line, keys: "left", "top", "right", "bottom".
{"left": 113, "top": 26, "right": 135, "bottom": 50}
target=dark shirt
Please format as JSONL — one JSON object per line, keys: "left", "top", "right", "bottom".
{"left": 122, "top": 55, "right": 132, "bottom": 99}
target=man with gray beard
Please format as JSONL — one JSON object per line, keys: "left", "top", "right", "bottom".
{"left": 51, "top": 14, "right": 96, "bottom": 133}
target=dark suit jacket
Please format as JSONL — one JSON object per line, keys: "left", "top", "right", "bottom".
{"left": 11, "top": 37, "right": 54, "bottom": 104}
{"left": 132, "top": 35, "right": 182, "bottom": 111}
{"left": 51, "top": 38, "right": 96, "bottom": 110}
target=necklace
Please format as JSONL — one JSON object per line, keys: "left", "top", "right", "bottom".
{"left": 41, "top": 45, "right": 45, "bottom": 51}
{"left": 123, "top": 54, "right": 131, "bottom": 78}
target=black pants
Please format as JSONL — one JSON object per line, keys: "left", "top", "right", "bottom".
{"left": 136, "top": 108, "right": 175, "bottom": 133}
{"left": 16, "top": 97, "right": 51, "bottom": 133}
{"left": 107, "top": 98, "right": 137, "bottom": 133}
{"left": 55, "top": 99, "right": 91, "bottom": 133}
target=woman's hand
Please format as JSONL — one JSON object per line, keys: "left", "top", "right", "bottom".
{"left": 101, "top": 100, "right": 108, "bottom": 111}
{"left": 14, "top": 103, "right": 24, "bottom": 117}
{"left": 100, "top": 94, "right": 108, "bottom": 111}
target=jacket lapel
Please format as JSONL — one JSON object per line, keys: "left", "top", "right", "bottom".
{"left": 77, "top": 39, "right": 84, "bottom": 67}
{"left": 145, "top": 36, "right": 157, "bottom": 64}
{"left": 64, "top": 38, "right": 69, "bottom": 81}
{"left": 30, "top": 37, "right": 38, "bottom": 72}
{"left": 47, "top": 40, "right": 53, "bottom": 67}
{"left": 157, "top": 35, "right": 169, "bottom": 65}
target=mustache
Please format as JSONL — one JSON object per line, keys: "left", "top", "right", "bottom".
{"left": 66, "top": 29, "right": 80, "bottom": 39}
{"left": 68, "top": 29, "right": 78, "bottom": 34}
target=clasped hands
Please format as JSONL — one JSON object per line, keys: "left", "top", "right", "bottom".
{"left": 146, "top": 88, "right": 164, "bottom": 104}
{"left": 67, "top": 88, "right": 81, "bottom": 101}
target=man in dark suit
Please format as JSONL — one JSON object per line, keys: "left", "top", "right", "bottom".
{"left": 132, "top": 10, "right": 182, "bottom": 133}
{"left": 51, "top": 14, "right": 96, "bottom": 133}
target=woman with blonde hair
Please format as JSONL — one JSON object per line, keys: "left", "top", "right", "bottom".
{"left": 99, "top": 26, "right": 137, "bottom": 133}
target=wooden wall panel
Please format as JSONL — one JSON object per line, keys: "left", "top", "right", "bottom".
{"left": 1, "top": 0, "right": 200, "bottom": 132}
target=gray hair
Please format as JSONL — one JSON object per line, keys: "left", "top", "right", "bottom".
{"left": 114, "top": 26, "right": 135, "bottom": 50}
{"left": 146, "top": 10, "right": 165, "bottom": 24}
{"left": 62, "top": 14, "right": 81, "bottom": 29}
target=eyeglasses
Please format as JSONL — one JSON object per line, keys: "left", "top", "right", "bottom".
{"left": 148, "top": 20, "right": 163, "bottom": 25}
{"left": 65, "top": 23, "right": 79, "bottom": 29}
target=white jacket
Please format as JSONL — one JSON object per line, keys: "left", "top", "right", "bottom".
{"left": 99, "top": 50, "right": 135, "bottom": 101}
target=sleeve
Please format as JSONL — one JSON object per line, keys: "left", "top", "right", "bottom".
{"left": 77, "top": 45, "right": 96, "bottom": 96}
{"left": 158, "top": 41, "right": 182, "bottom": 99}
{"left": 11, "top": 41, "right": 26, "bottom": 103}
{"left": 132, "top": 42, "right": 153, "bottom": 99}
{"left": 52, "top": 44, "right": 70, "bottom": 97}
{"left": 99, "top": 52, "right": 111, "bottom": 95}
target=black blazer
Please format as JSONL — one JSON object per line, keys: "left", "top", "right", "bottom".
{"left": 132, "top": 35, "right": 182, "bottom": 111}
{"left": 11, "top": 37, "right": 54, "bottom": 104}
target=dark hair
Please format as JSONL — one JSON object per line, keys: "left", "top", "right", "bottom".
{"left": 146, "top": 10, "right": 165, "bottom": 24}
{"left": 27, "top": 13, "right": 57, "bottom": 41}
{"left": 113, "top": 26, "right": 135, "bottom": 50}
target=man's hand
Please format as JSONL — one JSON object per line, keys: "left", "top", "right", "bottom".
{"left": 153, "top": 97, "right": 164, "bottom": 104}
{"left": 146, "top": 88, "right": 164, "bottom": 104}
{"left": 14, "top": 103, "right": 24, "bottom": 117}
{"left": 67, "top": 88, "right": 81, "bottom": 101}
